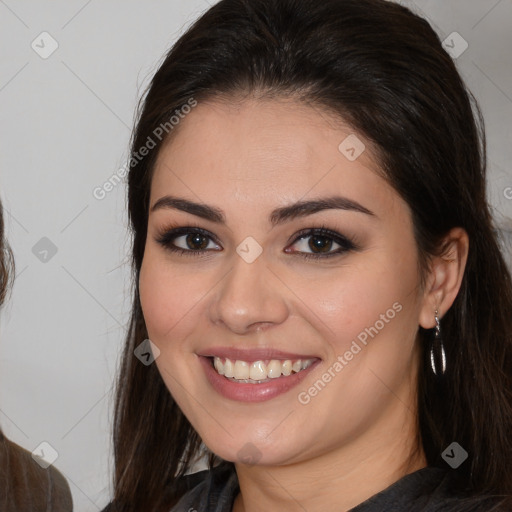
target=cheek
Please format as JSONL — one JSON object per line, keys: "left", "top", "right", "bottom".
{"left": 138, "top": 250, "right": 204, "bottom": 399}
{"left": 309, "top": 251, "right": 420, "bottom": 357}
{"left": 138, "top": 248, "right": 203, "bottom": 343}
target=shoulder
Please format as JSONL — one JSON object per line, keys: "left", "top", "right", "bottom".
{"left": 430, "top": 467, "right": 510, "bottom": 512}
{"left": 350, "top": 466, "right": 509, "bottom": 512}
{"left": 0, "top": 432, "right": 73, "bottom": 511}
{"left": 433, "top": 491, "right": 511, "bottom": 512}
{"left": 100, "top": 462, "right": 237, "bottom": 512}
{"left": 169, "top": 462, "right": 238, "bottom": 512}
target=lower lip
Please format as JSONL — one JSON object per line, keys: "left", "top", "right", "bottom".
{"left": 199, "top": 356, "right": 320, "bottom": 403}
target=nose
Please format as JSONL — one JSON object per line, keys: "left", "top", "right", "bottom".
{"left": 208, "top": 251, "right": 289, "bottom": 335}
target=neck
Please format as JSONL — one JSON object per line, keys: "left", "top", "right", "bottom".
{"left": 232, "top": 403, "right": 426, "bottom": 512}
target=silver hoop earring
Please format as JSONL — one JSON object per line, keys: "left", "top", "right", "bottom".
{"left": 430, "top": 310, "right": 446, "bottom": 376}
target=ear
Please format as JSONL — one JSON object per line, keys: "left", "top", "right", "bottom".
{"left": 418, "top": 227, "right": 469, "bottom": 329}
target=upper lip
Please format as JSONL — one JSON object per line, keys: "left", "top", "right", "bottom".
{"left": 198, "top": 347, "right": 320, "bottom": 362}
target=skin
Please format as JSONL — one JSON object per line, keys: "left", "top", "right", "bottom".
{"left": 139, "top": 97, "right": 468, "bottom": 512}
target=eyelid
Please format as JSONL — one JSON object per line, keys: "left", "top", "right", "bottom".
{"left": 155, "top": 225, "right": 222, "bottom": 250}
{"left": 286, "top": 226, "right": 358, "bottom": 254}
{"left": 155, "top": 224, "right": 358, "bottom": 258}
{"left": 287, "top": 226, "right": 351, "bottom": 245}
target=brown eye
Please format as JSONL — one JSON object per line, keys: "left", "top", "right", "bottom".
{"left": 308, "top": 235, "right": 334, "bottom": 254}
{"left": 286, "top": 227, "right": 358, "bottom": 260}
{"left": 156, "top": 227, "right": 222, "bottom": 256}
{"left": 185, "top": 233, "right": 210, "bottom": 250}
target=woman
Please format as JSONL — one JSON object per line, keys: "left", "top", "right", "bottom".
{"left": 104, "top": 0, "right": 512, "bottom": 510}
{"left": 0, "top": 201, "right": 73, "bottom": 511}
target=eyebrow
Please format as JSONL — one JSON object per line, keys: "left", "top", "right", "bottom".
{"left": 150, "top": 195, "right": 375, "bottom": 227}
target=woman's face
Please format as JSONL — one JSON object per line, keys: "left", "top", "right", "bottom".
{"left": 139, "top": 97, "right": 430, "bottom": 466}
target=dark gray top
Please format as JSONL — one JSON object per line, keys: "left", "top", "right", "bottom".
{"left": 170, "top": 462, "right": 506, "bottom": 512}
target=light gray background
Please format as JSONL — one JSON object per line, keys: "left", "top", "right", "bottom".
{"left": 0, "top": 1, "right": 511, "bottom": 510}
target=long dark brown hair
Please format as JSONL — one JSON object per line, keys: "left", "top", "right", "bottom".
{"left": 0, "top": 200, "right": 14, "bottom": 307}
{"left": 109, "top": 0, "right": 512, "bottom": 510}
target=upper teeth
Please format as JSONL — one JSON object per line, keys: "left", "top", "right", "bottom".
{"left": 213, "top": 357, "right": 314, "bottom": 382}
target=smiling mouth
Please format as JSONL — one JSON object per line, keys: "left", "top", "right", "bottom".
{"left": 210, "top": 356, "right": 316, "bottom": 384}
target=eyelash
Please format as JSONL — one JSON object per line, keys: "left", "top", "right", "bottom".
{"left": 155, "top": 224, "right": 358, "bottom": 260}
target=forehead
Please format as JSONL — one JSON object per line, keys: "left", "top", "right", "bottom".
{"left": 150, "top": 97, "right": 403, "bottom": 220}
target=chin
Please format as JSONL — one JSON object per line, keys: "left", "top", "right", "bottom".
{"left": 200, "top": 428, "right": 300, "bottom": 467}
